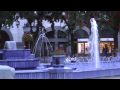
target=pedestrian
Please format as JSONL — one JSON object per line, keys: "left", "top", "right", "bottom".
{"left": 102, "top": 47, "right": 105, "bottom": 56}
{"left": 104, "top": 44, "right": 109, "bottom": 57}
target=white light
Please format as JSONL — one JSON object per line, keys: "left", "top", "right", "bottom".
{"left": 2, "top": 24, "right": 4, "bottom": 27}
{"left": 62, "top": 12, "right": 66, "bottom": 16}
{"left": 78, "top": 43, "right": 82, "bottom": 53}
{"left": 78, "top": 38, "right": 114, "bottom": 42}
{"left": 34, "top": 11, "right": 37, "bottom": 15}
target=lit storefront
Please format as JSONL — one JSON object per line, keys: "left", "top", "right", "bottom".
{"left": 73, "top": 24, "right": 115, "bottom": 56}
{"left": 77, "top": 38, "right": 114, "bottom": 55}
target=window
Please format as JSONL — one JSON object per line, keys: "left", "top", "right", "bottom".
{"left": 58, "top": 30, "right": 66, "bottom": 38}
{"left": 46, "top": 31, "right": 54, "bottom": 38}
{"left": 58, "top": 42, "right": 67, "bottom": 52}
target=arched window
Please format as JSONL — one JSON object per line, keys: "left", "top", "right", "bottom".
{"left": 0, "top": 30, "right": 10, "bottom": 49}
{"left": 46, "top": 31, "right": 55, "bottom": 38}
{"left": 58, "top": 30, "right": 66, "bottom": 38}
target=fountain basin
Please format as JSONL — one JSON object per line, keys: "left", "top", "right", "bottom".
{"left": 0, "top": 49, "right": 39, "bottom": 69}
{"left": 0, "top": 59, "right": 39, "bottom": 69}
{"left": 15, "top": 62, "right": 120, "bottom": 79}
{"left": 2, "top": 49, "right": 32, "bottom": 59}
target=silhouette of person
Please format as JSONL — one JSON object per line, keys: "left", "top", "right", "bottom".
{"left": 104, "top": 44, "right": 109, "bottom": 57}
{"left": 102, "top": 47, "right": 105, "bottom": 56}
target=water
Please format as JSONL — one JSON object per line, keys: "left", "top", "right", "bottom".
{"left": 89, "top": 18, "right": 100, "bottom": 68}
{"left": 33, "top": 29, "right": 53, "bottom": 58}
{"left": 4, "top": 41, "right": 17, "bottom": 50}
{"left": 64, "top": 56, "right": 120, "bottom": 72}
{"left": 10, "top": 17, "right": 27, "bottom": 42}
{"left": 65, "top": 61, "right": 120, "bottom": 72}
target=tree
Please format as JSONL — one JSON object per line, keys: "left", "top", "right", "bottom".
{"left": 73, "top": 11, "right": 120, "bottom": 50}
{"left": 1, "top": 11, "right": 119, "bottom": 55}
{"left": 0, "top": 11, "right": 16, "bottom": 28}
{"left": 109, "top": 11, "right": 120, "bottom": 49}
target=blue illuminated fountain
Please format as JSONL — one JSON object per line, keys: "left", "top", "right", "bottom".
{"left": 0, "top": 13, "right": 39, "bottom": 69}
{"left": 89, "top": 18, "right": 100, "bottom": 68}
{"left": 1, "top": 16, "right": 120, "bottom": 79}
{"left": 14, "top": 18, "right": 120, "bottom": 79}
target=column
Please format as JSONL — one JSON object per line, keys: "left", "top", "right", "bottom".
{"left": 118, "top": 31, "right": 120, "bottom": 49}
{"left": 55, "top": 30, "right": 58, "bottom": 51}
{"left": 67, "top": 34, "right": 71, "bottom": 56}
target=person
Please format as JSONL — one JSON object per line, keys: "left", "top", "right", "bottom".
{"left": 112, "top": 49, "right": 116, "bottom": 57}
{"left": 102, "top": 47, "right": 105, "bottom": 56}
{"left": 104, "top": 44, "right": 109, "bottom": 57}
{"left": 85, "top": 48, "right": 88, "bottom": 54}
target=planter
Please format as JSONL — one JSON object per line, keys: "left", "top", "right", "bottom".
{"left": 51, "top": 55, "right": 65, "bottom": 67}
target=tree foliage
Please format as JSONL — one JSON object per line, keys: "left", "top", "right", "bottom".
{"left": 0, "top": 11, "right": 120, "bottom": 54}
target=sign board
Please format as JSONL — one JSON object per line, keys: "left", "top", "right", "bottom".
{"left": 78, "top": 38, "right": 114, "bottom": 42}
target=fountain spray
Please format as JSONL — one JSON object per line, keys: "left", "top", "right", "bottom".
{"left": 89, "top": 18, "right": 100, "bottom": 68}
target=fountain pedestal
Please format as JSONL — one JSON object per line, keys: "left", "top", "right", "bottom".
{"left": 51, "top": 55, "right": 65, "bottom": 67}
{"left": 48, "top": 55, "right": 72, "bottom": 79}
{"left": 0, "top": 49, "right": 39, "bottom": 69}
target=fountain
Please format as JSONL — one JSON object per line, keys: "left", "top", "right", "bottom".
{"left": 89, "top": 18, "right": 100, "bottom": 68}
{"left": 1, "top": 16, "right": 120, "bottom": 79}
{"left": 15, "top": 17, "right": 120, "bottom": 79}
{"left": 0, "top": 42, "right": 39, "bottom": 69}
{"left": 33, "top": 28, "right": 53, "bottom": 63}
{"left": 0, "top": 14, "right": 39, "bottom": 69}
{"left": 10, "top": 18, "right": 26, "bottom": 43}
{"left": 4, "top": 41, "right": 17, "bottom": 50}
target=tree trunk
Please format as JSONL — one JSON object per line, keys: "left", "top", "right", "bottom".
{"left": 33, "top": 18, "right": 40, "bottom": 42}
{"left": 70, "top": 32, "right": 74, "bottom": 56}
{"left": 0, "top": 24, "right": 2, "bottom": 30}
{"left": 113, "top": 26, "right": 119, "bottom": 50}
{"left": 30, "top": 24, "right": 33, "bottom": 33}
{"left": 51, "top": 20, "right": 55, "bottom": 31}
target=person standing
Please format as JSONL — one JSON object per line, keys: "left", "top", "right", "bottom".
{"left": 104, "top": 44, "right": 109, "bottom": 57}
{"left": 102, "top": 47, "right": 105, "bottom": 56}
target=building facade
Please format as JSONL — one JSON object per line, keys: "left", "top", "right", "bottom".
{"left": 75, "top": 26, "right": 115, "bottom": 56}
{"left": 0, "top": 19, "right": 118, "bottom": 57}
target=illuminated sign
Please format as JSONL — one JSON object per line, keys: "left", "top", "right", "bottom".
{"left": 78, "top": 38, "right": 114, "bottom": 42}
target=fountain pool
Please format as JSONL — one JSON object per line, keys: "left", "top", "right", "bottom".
{"left": 14, "top": 60, "right": 120, "bottom": 79}
{"left": 7, "top": 17, "right": 120, "bottom": 79}
{"left": 15, "top": 17, "right": 120, "bottom": 79}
